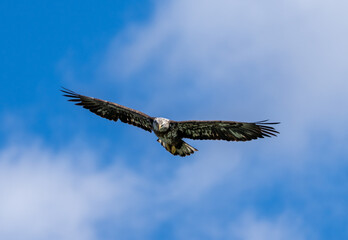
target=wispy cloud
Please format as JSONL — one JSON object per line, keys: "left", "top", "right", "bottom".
{"left": 228, "top": 212, "right": 308, "bottom": 240}
{"left": 0, "top": 143, "right": 145, "bottom": 240}
{"left": 0, "top": 139, "right": 244, "bottom": 239}
{"left": 95, "top": 1, "right": 348, "bottom": 237}
{"left": 1, "top": 136, "right": 314, "bottom": 239}
{"left": 103, "top": 0, "right": 348, "bottom": 146}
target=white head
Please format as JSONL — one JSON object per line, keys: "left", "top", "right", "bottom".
{"left": 153, "top": 117, "right": 170, "bottom": 132}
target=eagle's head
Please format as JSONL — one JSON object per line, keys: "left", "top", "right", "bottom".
{"left": 153, "top": 117, "right": 170, "bottom": 132}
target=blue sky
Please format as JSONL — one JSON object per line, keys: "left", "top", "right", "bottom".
{"left": 1, "top": 0, "right": 348, "bottom": 239}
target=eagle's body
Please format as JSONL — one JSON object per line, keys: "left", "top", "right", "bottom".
{"left": 62, "top": 88, "right": 279, "bottom": 157}
{"left": 152, "top": 117, "right": 198, "bottom": 156}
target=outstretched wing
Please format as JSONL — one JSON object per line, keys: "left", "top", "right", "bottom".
{"left": 61, "top": 88, "right": 154, "bottom": 132}
{"left": 173, "top": 120, "right": 279, "bottom": 141}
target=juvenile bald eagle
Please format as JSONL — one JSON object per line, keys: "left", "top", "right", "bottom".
{"left": 62, "top": 88, "right": 279, "bottom": 157}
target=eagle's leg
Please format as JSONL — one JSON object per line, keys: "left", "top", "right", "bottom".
{"left": 157, "top": 139, "right": 197, "bottom": 157}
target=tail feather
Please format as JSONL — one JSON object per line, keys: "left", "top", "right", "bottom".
{"left": 157, "top": 139, "right": 197, "bottom": 157}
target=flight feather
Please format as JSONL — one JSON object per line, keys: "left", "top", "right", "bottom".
{"left": 173, "top": 120, "right": 279, "bottom": 141}
{"left": 61, "top": 88, "right": 154, "bottom": 132}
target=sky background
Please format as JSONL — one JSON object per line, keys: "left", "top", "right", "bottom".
{"left": 1, "top": 0, "right": 348, "bottom": 239}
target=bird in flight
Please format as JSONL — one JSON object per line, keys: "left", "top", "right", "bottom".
{"left": 61, "top": 88, "right": 279, "bottom": 157}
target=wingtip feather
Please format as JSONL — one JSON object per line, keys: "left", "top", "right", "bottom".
{"left": 251, "top": 120, "right": 280, "bottom": 138}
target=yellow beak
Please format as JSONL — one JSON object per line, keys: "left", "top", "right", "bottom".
{"left": 158, "top": 124, "right": 162, "bottom": 130}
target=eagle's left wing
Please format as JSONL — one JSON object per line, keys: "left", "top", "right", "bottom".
{"left": 173, "top": 120, "right": 279, "bottom": 141}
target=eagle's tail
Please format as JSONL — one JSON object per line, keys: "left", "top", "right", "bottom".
{"left": 157, "top": 139, "right": 198, "bottom": 157}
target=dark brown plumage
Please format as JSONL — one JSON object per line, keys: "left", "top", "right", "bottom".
{"left": 61, "top": 88, "right": 279, "bottom": 157}
{"left": 61, "top": 88, "right": 154, "bottom": 132}
{"left": 173, "top": 120, "right": 278, "bottom": 141}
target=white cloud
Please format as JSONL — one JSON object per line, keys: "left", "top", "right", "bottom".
{"left": 228, "top": 212, "right": 308, "bottom": 240}
{"left": 0, "top": 141, "right": 247, "bottom": 240}
{"left": 106, "top": 0, "right": 348, "bottom": 83}
{"left": 103, "top": 0, "right": 348, "bottom": 152}
{"left": 165, "top": 209, "right": 309, "bottom": 240}
{"left": 1, "top": 138, "right": 306, "bottom": 239}
{"left": 0, "top": 143, "right": 145, "bottom": 240}
{"left": 163, "top": 146, "right": 240, "bottom": 203}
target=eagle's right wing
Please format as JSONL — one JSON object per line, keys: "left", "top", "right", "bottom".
{"left": 61, "top": 88, "right": 154, "bottom": 132}
{"left": 173, "top": 120, "right": 279, "bottom": 141}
